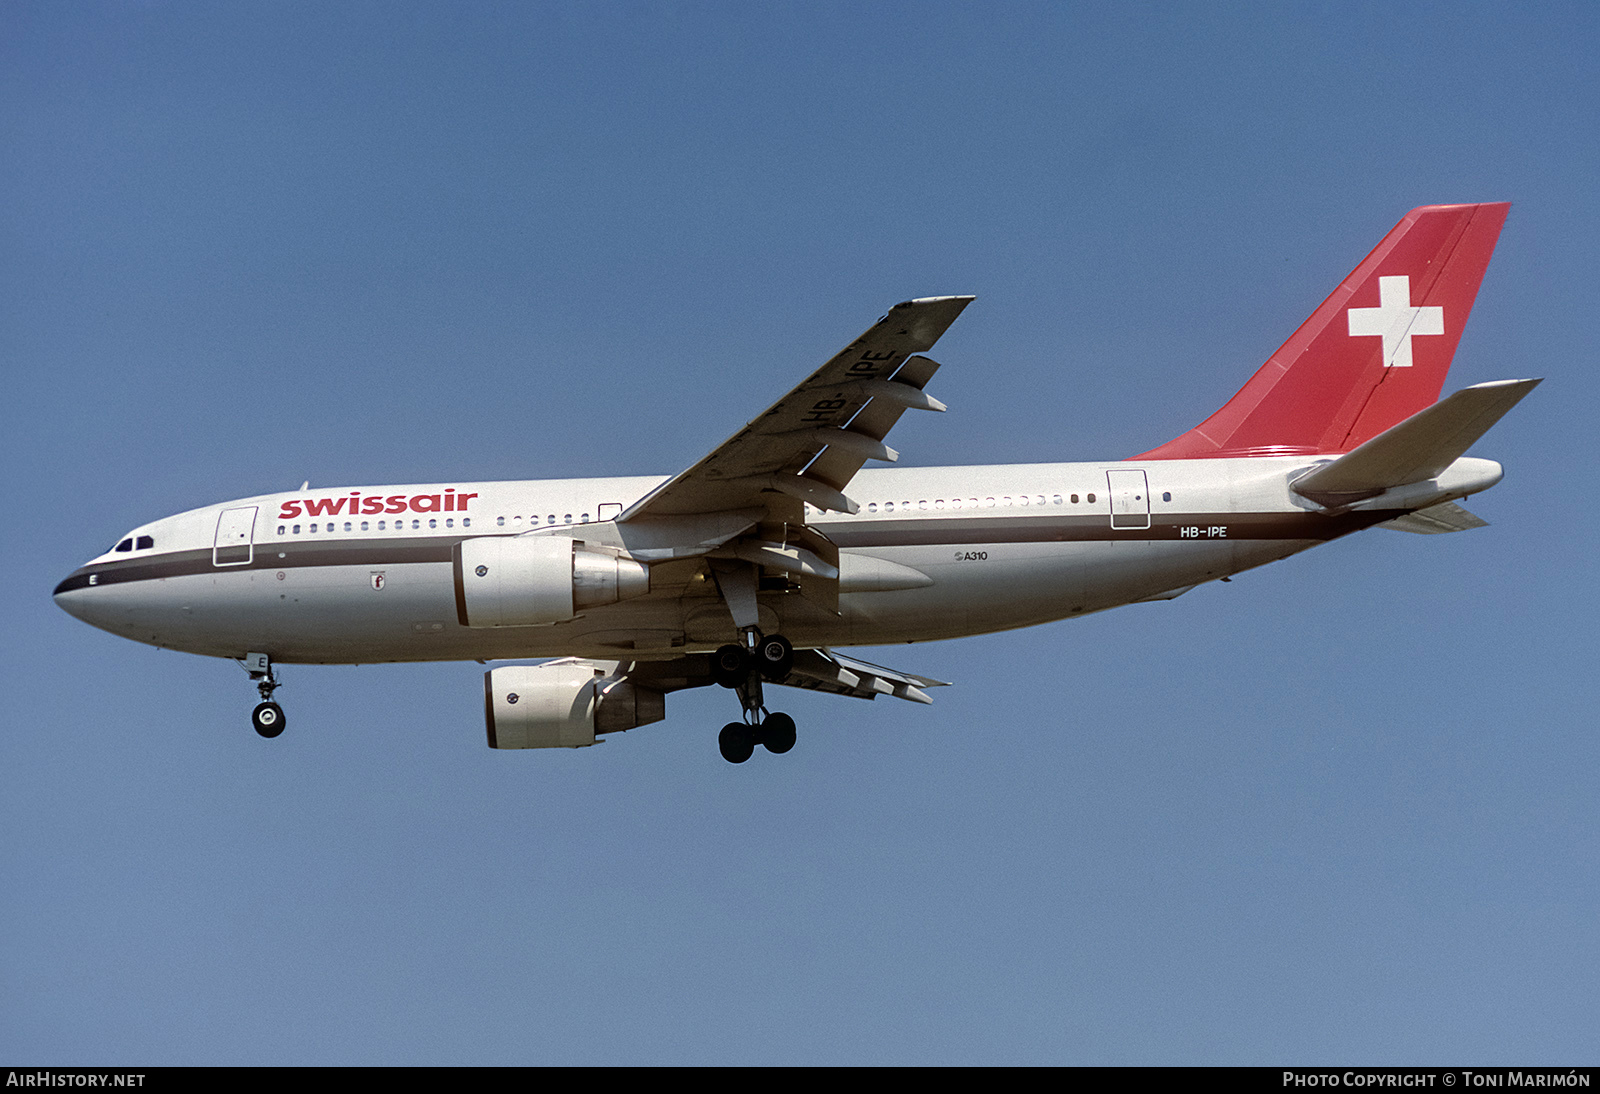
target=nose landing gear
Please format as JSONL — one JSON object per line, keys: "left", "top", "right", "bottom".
{"left": 239, "top": 653, "right": 286, "bottom": 738}
{"left": 712, "top": 631, "right": 797, "bottom": 763}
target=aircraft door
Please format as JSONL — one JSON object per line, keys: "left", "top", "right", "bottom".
{"left": 214, "top": 506, "right": 257, "bottom": 566}
{"left": 1106, "top": 469, "right": 1151, "bottom": 530}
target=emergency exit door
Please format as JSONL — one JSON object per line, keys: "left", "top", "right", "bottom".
{"left": 1106, "top": 469, "right": 1151, "bottom": 530}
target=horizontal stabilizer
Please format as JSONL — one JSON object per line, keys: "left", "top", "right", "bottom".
{"left": 1378, "top": 501, "right": 1490, "bottom": 534}
{"left": 1293, "top": 378, "right": 1539, "bottom": 505}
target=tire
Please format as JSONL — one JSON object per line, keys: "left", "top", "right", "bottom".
{"left": 712, "top": 644, "right": 749, "bottom": 689}
{"left": 761, "top": 712, "right": 796, "bottom": 754}
{"left": 718, "top": 722, "right": 755, "bottom": 764}
{"left": 252, "top": 701, "right": 286, "bottom": 739}
{"left": 756, "top": 634, "right": 793, "bottom": 680}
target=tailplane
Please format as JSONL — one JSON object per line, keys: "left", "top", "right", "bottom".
{"left": 1137, "top": 203, "right": 1510, "bottom": 459}
{"left": 1378, "top": 501, "right": 1490, "bottom": 535}
{"left": 1289, "top": 377, "right": 1539, "bottom": 506}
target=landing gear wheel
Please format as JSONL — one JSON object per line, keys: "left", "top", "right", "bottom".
{"left": 761, "top": 712, "right": 796, "bottom": 754}
{"left": 712, "top": 644, "right": 749, "bottom": 689}
{"left": 252, "top": 701, "right": 286, "bottom": 738}
{"left": 718, "top": 722, "right": 755, "bottom": 764}
{"left": 756, "top": 634, "right": 794, "bottom": 680}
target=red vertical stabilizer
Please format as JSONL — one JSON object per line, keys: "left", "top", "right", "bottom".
{"left": 1135, "top": 203, "right": 1509, "bottom": 459}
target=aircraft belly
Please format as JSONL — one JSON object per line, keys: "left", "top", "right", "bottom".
{"left": 831, "top": 537, "right": 1290, "bottom": 645}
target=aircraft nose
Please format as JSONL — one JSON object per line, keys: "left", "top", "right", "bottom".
{"left": 53, "top": 569, "right": 103, "bottom": 626}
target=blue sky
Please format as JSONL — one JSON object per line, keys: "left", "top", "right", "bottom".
{"left": 4, "top": 2, "right": 1597, "bottom": 1064}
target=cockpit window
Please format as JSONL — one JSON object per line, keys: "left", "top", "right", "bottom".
{"left": 114, "top": 538, "right": 133, "bottom": 553}
{"left": 136, "top": 535, "right": 154, "bottom": 550}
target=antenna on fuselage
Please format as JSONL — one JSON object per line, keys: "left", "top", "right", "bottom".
{"left": 299, "top": 480, "right": 309, "bottom": 491}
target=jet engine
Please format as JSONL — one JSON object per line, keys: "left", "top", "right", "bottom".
{"left": 484, "top": 662, "right": 666, "bottom": 749}
{"left": 454, "top": 535, "right": 650, "bottom": 628}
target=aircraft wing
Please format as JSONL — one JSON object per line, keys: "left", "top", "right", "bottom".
{"left": 619, "top": 296, "right": 974, "bottom": 523}
{"left": 778, "top": 648, "right": 949, "bottom": 705}
{"left": 559, "top": 649, "right": 950, "bottom": 706}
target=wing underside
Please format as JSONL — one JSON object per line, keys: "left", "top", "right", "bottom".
{"left": 561, "top": 649, "right": 949, "bottom": 707}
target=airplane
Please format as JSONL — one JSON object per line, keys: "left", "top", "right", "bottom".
{"left": 53, "top": 202, "right": 1537, "bottom": 764}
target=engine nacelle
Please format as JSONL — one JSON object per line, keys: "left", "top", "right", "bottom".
{"left": 484, "top": 662, "right": 666, "bottom": 749}
{"left": 454, "top": 535, "right": 650, "bottom": 627}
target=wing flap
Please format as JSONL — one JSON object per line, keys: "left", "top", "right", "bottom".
{"left": 780, "top": 647, "right": 950, "bottom": 704}
{"left": 802, "top": 355, "right": 945, "bottom": 493}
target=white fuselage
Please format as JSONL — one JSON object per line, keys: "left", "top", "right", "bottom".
{"left": 53, "top": 456, "right": 1416, "bottom": 665}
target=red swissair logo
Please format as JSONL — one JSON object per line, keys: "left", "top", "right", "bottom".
{"left": 277, "top": 489, "right": 479, "bottom": 520}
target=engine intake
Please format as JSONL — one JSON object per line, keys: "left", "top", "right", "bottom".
{"left": 484, "top": 662, "right": 666, "bottom": 749}
{"left": 454, "top": 535, "right": 649, "bottom": 628}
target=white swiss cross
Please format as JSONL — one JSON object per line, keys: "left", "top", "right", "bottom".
{"left": 1346, "top": 275, "right": 1444, "bottom": 368}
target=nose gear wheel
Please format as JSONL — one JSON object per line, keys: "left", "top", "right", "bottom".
{"left": 252, "top": 701, "right": 286, "bottom": 738}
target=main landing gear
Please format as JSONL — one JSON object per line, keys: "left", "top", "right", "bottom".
{"left": 711, "top": 631, "right": 797, "bottom": 764}
{"left": 240, "top": 653, "right": 286, "bottom": 738}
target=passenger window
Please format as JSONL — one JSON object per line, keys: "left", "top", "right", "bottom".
{"left": 1087, "top": 493, "right": 1096, "bottom": 503}
{"left": 1163, "top": 492, "right": 1172, "bottom": 502}
{"left": 278, "top": 526, "right": 286, "bottom": 536}
{"left": 343, "top": 522, "right": 352, "bottom": 532}
{"left": 292, "top": 524, "right": 301, "bottom": 534}
{"left": 497, "top": 516, "right": 506, "bottom": 527}
{"left": 428, "top": 519, "right": 437, "bottom": 529}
